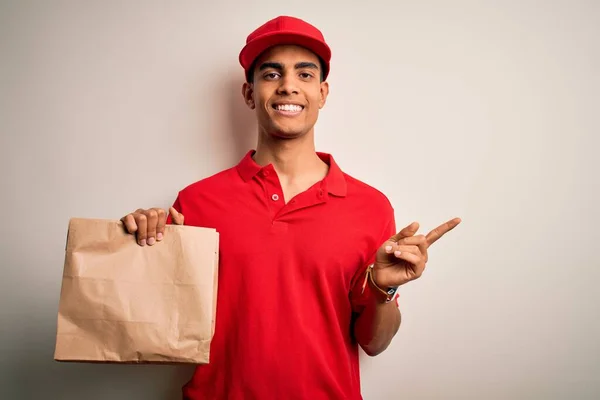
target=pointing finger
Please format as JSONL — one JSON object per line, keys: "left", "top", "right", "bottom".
{"left": 426, "top": 217, "right": 462, "bottom": 246}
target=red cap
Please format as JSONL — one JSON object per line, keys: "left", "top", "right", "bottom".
{"left": 239, "top": 16, "right": 331, "bottom": 81}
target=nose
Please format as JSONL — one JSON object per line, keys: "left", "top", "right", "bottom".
{"left": 276, "top": 74, "right": 299, "bottom": 95}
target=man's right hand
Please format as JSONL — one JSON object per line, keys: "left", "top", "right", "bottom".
{"left": 121, "top": 207, "right": 184, "bottom": 246}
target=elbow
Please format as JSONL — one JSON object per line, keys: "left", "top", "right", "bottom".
{"left": 354, "top": 305, "right": 401, "bottom": 356}
{"left": 361, "top": 342, "right": 389, "bottom": 357}
{"left": 357, "top": 317, "right": 401, "bottom": 357}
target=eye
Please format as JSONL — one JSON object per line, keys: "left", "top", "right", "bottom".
{"left": 299, "top": 72, "right": 313, "bottom": 80}
{"left": 263, "top": 72, "right": 281, "bottom": 80}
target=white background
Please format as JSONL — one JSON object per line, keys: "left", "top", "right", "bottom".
{"left": 1, "top": 1, "right": 599, "bottom": 399}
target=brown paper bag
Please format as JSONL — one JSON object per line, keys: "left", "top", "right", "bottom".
{"left": 54, "top": 218, "right": 219, "bottom": 364}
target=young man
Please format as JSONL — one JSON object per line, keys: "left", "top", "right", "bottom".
{"left": 121, "top": 16, "right": 460, "bottom": 400}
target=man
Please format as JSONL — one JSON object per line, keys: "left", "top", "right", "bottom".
{"left": 121, "top": 16, "right": 460, "bottom": 400}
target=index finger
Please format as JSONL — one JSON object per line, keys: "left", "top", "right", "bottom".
{"left": 121, "top": 214, "right": 138, "bottom": 234}
{"left": 426, "top": 217, "right": 462, "bottom": 246}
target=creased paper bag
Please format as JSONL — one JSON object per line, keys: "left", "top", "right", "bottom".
{"left": 54, "top": 218, "right": 219, "bottom": 364}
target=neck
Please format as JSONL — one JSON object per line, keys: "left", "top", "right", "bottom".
{"left": 253, "top": 129, "right": 326, "bottom": 178}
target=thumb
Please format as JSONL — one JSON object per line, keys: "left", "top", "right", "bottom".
{"left": 169, "top": 207, "right": 185, "bottom": 225}
{"left": 388, "top": 221, "right": 419, "bottom": 242}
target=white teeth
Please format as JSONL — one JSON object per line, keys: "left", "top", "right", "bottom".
{"left": 276, "top": 104, "right": 303, "bottom": 112}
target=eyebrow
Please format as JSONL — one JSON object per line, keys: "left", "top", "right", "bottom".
{"left": 258, "top": 61, "right": 320, "bottom": 71}
{"left": 295, "top": 62, "right": 319, "bottom": 70}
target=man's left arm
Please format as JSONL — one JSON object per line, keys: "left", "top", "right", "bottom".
{"left": 353, "top": 290, "right": 401, "bottom": 356}
{"left": 353, "top": 217, "right": 462, "bottom": 356}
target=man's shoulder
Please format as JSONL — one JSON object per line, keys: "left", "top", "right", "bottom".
{"left": 177, "top": 165, "right": 238, "bottom": 197}
{"left": 342, "top": 172, "right": 394, "bottom": 213}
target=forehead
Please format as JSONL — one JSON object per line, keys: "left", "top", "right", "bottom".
{"left": 254, "top": 44, "right": 320, "bottom": 67}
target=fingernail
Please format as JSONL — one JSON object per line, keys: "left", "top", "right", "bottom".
{"left": 394, "top": 250, "right": 402, "bottom": 257}
{"left": 157, "top": 233, "right": 163, "bottom": 241}
{"left": 147, "top": 237, "right": 155, "bottom": 245}
{"left": 385, "top": 245, "right": 393, "bottom": 253}
{"left": 140, "top": 239, "right": 146, "bottom": 246}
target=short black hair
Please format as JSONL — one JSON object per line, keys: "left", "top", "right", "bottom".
{"left": 246, "top": 56, "right": 326, "bottom": 83}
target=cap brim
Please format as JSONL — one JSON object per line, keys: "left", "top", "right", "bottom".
{"left": 239, "top": 31, "right": 331, "bottom": 80}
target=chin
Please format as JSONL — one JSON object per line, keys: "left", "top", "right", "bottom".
{"left": 268, "top": 122, "right": 309, "bottom": 139}
{"left": 270, "top": 129, "right": 305, "bottom": 140}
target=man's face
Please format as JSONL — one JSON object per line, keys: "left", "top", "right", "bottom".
{"left": 243, "top": 45, "right": 329, "bottom": 139}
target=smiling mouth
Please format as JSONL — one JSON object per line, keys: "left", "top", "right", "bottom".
{"left": 272, "top": 104, "right": 304, "bottom": 113}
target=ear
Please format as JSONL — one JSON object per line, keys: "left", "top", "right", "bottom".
{"left": 242, "top": 82, "right": 255, "bottom": 109}
{"left": 318, "top": 81, "right": 329, "bottom": 109}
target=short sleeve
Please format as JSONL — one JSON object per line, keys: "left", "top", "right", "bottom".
{"left": 349, "top": 215, "right": 397, "bottom": 314}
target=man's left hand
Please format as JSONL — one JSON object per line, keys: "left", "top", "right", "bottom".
{"left": 372, "top": 217, "right": 462, "bottom": 289}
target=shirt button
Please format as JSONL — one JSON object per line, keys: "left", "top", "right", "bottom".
{"left": 271, "top": 194, "right": 279, "bottom": 201}
{"left": 262, "top": 170, "right": 270, "bottom": 176}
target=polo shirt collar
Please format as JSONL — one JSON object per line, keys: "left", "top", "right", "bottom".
{"left": 236, "top": 150, "right": 347, "bottom": 197}
{"left": 236, "top": 150, "right": 263, "bottom": 182}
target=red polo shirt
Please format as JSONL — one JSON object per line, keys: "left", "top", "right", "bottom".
{"left": 169, "top": 150, "right": 396, "bottom": 400}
